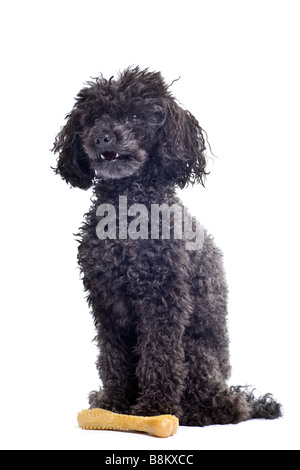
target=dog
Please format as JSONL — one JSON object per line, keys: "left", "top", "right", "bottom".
{"left": 53, "top": 67, "right": 281, "bottom": 425}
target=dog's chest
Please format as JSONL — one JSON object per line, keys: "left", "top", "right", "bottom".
{"left": 78, "top": 217, "right": 145, "bottom": 290}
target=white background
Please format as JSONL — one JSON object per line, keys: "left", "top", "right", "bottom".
{"left": 0, "top": 0, "right": 299, "bottom": 450}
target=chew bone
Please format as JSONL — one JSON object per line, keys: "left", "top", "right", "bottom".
{"left": 77, "top": 408, "right": 179, "bottom": 438}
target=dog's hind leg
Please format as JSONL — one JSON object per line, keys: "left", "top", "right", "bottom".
{"left": 180, "top": 233, "right": 282, "bottom": 426}
{"left": 180, "top": 349, "right": 253, "bottom": 426}
{"left": 181, "top": 234, "right": 282, "bottom": 425}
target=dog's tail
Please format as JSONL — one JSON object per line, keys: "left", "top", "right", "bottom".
{"left": 231, "top": 385, "right": 282, "bottom": 420}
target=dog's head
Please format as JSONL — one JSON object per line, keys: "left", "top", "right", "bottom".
{"left": 53, "top": 67, "right": 207, "bottom": 189}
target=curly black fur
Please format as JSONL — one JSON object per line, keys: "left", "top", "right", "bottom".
{"left": 53, "top": 67, "right": 282, "bottom": 425}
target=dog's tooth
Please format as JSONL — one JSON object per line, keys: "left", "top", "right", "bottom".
{"left": 116, "top": 153, "right": 120, "bottom": 158}
{"left": 101, "top": 154, "right": 105, "bottom": 160}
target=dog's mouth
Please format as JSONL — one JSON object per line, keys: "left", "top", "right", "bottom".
{"left": 100, "top": 151, "right": 129, "bottom": 161}
{"left": 89, "top": 145, "right": 148, "bottom": 180}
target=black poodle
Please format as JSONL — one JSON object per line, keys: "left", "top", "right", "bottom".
{"left": 53, "top": 67, "right": 281, "bottom": 425}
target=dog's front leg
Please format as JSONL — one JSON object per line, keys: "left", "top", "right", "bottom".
{"left": 130, "top": 279, "right": 191, "bottom": 418}
{"left": 85, "top": 290, "right": 140, "bottom": 414}
{"left": 89, "top": 320, "right": 139, "bottom": 414}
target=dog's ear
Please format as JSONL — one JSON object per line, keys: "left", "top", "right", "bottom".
{"left": 52, "top": 105, "right": 94, "bottom": 190}
{"left": 158, "top": 100, "right": 207, "bottom": 188}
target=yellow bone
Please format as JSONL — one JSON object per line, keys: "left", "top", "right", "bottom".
{"left": 77, "top": 408, "right": 179, "bottom": 438}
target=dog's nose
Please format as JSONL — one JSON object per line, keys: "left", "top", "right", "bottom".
{"left": 94, "top": 135, "right": 112, "bottom": 146}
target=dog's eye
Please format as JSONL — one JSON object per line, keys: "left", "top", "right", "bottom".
{"left": 94, "top": 117, "right": 99, "bottom": 124}
{"left": 128, "top": 114, "right": 139, "bottom": 123}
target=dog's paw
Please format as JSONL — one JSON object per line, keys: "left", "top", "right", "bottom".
{"left": 131, "top": 402, "right": 181, "bottom": 419}
{"left": 88, "top": 388, "right": 131, "bottom": 414}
